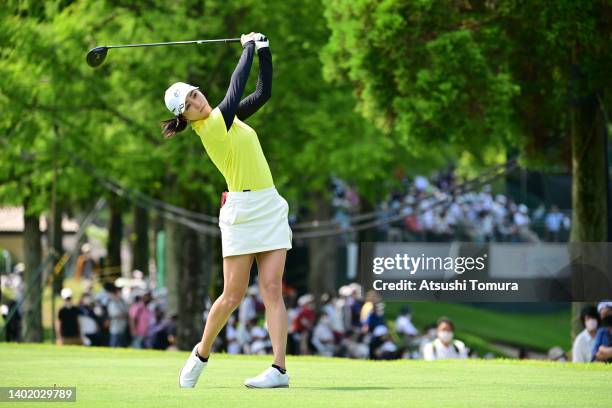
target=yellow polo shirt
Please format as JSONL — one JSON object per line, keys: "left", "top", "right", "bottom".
{"left": 191, "top": 107, "right": 274, "bottom": 192}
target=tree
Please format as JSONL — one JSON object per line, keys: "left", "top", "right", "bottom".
{"left": 322, "top": 0, "right": 611, "bottom": 339}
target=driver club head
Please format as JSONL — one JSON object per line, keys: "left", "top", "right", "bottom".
{"left": 86, "top": 46, "right": 108, "bottom": 67}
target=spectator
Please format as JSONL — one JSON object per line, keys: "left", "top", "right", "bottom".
{"left": 545, "top": 205, "right": 564, "bottom": 242}
{"left": 423, "top": 317, "right": 468, "bottom": 360}
{"left": 513, "top": 204, "right": 540, "bottom": 242}
{"left": 107, "top": 283, "right": 129, "bottom": 347}
{"left": 78, "top": 293, "right": 102, "bottom": 346}
{"left": 548, "top": 346, "right": 567, "bottom": 361}
{"left": 347, "top": 283, "right": 364, "bottom": 331}
{"left": 146, "top": 305, "right": 170, "bottom": 350}
{"left": 74, "top": 243, "right": 98, "bottom": 281}
{"left": 250, "top": 323, "right": 270, "bottom": 355}
{"left": 592, "top": 302, "right": 612, "bottom": 362}
{"left": 360, "top": 290, "right": 381, "bottom": 325}
{"left": 339, "top": 330, "right": 369, "bottom": 359}
{"left": 363, "top": 302, "right": 386, "bottom": 334}
{"left": 226, "top": 314, "right": 241, "bottom": 354}
{"left": 237, "top": 317, "right": 255, "bottom": 354}
{"left": 238, "top": 286, "right": 258, "bottom": 328}
{"left": 129, "top": 292, "right": 153, "bottom": 348}
{"left": 311, "top": 311, "right": 336, "bottom": 357}
{"left": 291, "top": 294, "right": 316, "bottom": 355}
{"left": 395, "top": 306, "right": 418, "bottom": 337}
{"left": 395, "top": 306, "right": 419, "bottom": 354}
{"left": 56, "top": 288, "right": 82, "bottom": 345}
{"left": 572, "top": 305, "right": 599, "bottom": 362}
{"left": 166, "top": 314, "right": 178, "bottom": 351}
{"left": 370, "top": 325, "right": 390, "bottom": 359}
{"left": 1, "top": 298, "right": 21, "bottom": 342}
{"left": 375, "top": 330, "right": 399, "bottom": 360}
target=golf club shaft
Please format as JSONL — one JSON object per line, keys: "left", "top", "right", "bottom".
{"left": 104, "top": 38, "right": 241, "bottom": 49}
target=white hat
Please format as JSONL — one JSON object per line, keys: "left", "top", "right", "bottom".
{"left": 373, "top": 325, "right": 389, "bottom": 337}
{"left": 338, "top": 285, "right": 352, "bottom": 297}
{"left": 164, "top": 82, "right": 198, "bottom": 116}
{"left": 597, "top": 301, "right": 612, "bottom": 313}
{"left": 61, "top": 287, "right": 73, "bottom": 300}
{"left": 297, "top": 293, "right": 314, "bottom": 307}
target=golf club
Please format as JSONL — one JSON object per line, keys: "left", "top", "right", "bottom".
{"left": 86, "top": 38, "right": 241, "bottom": 67}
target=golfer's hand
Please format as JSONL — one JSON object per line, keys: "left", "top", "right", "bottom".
{"left": 241, "top": 32, "right": 257, "bottom": 47}
{"left": 255, "top": 33, "right": 269, "bottom": 51}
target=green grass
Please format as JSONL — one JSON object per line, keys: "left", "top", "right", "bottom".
{"left": 1, "top": 344, "right": 611, "bottom": 407}
{"left": 385, "top": 302, "right": 571, "bottom": 352}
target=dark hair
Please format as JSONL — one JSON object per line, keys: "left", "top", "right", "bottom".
{"left": 601, "top": 315, "right": 612, "bottom": 328}
{"left": 160, "top": 114, "right": 188, "bottom": 139}
{"left": 580, "top": 305, "right": 599, "bottom": 326}
{"left": 436, "top": 316, "right": 455, "bottom": 331}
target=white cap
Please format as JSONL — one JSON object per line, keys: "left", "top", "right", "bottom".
{"left": 164, "top": 82, "right": 198, "bottom": 116}
{"left": 61, "top": 287, "right": 73, "bottom": 300}
{"left": 373, "top": 325, "right": 389, "bottom": 337}
{"left": 338, "top": 285, "right": 352, "bottom": 297}
{"left": 297, "top": 293, "right": 314, "bottom": 307}
{"left": 597, "top": 301, "right": 612, "bottom": 313}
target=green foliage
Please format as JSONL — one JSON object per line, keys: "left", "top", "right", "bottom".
{"left": 322, "top": 0, "right": 611, "bottom": 169}
{"left": 1, "top": 0, "right": 416, "bottom": 220}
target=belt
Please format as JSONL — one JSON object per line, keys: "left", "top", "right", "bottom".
{"left": 220, "top": 190, "right": 251, "bottom": 208}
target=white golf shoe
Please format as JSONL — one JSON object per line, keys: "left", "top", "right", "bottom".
{"left": 179, "top": 343, "right": 207, "bottom": 388}
{"left": 244, "top": 366, "right": 289, "bottom": 388}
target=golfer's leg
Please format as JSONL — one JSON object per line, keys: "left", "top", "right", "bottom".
{"left": 197, "top": 253, "right": 254, "bottom": 357}
{"left": 256, "top": 249, "right": 288, "bottom": 369}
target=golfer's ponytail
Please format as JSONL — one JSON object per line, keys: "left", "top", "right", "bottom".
{"left": 161, "top": 115, "right": 188, "bottom": 139}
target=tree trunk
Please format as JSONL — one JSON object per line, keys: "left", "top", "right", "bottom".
{"left": 51, "top": 202, "right": 63, "bottom": 295}
{"left": 568, "top": 54, "right": 608, "bottom": 339}
{"left": 176, "top": 227, "right": 212, "bottom": 351}
{"left": 569, "top": 99, "right": 607, "bottom": 243}
{"left": 22, "top": 200, "right": 43, "bottom": 343}
{"left": 106, "top": 195, "right": 123, "bottom": 282}
{"left": 307, "top": 193, "right": 337, "bottom": 311}
{"left": 164, "top": 218, "right": 182, "bottom": 317}
{"left": 165, "top": 217, "right": 214, "bottom": 351}
{"left": 131, "top": 205, "right": 149, "bottom": 275}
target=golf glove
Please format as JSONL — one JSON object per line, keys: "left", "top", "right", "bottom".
{"left": 255, "top": 33, "right": 269, "bottom": 51}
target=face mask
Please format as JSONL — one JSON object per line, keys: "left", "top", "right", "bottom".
{"left": 438, "top": 330, "right": 454, "bottom": 343}
{"left": 585, "top": 318, "right": 598, "bottom": 331}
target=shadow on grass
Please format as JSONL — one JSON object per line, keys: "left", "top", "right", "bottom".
{"left": 211, "top": 386, "right": 455, "bottom": 391}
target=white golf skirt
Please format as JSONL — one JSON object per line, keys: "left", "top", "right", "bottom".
{"left": 218, "top": 186, "right": 293, "bottom": 257}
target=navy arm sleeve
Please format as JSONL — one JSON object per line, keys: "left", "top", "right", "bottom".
{"left": 236, "top": 47, "right": 272, "bottom": 121}
{"left": 217, "top": 41, "right": 256, "bottom": 131}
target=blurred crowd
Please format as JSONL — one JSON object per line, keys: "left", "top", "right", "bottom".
{"left": 325, "top": 171, "right": 571, "bottom": 244}
{"left": 1, "top": 268, "right": 177, "bottom": 350}
{"left": 3, "top": 266, "right": 611, "bottom": 363}
{"left": 213, "top": 281, "right": 474, "bottom": 361}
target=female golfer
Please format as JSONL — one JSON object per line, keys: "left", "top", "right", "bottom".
{"left": 162, "top": 32, "right": 292, "bottom": 389}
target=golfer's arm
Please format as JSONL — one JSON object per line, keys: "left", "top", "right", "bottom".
{"left": 218, "top": 41, "right": 255, "bottom": 130}
{"left": 236, "top": 47, "right": 272, "bottom": 121}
